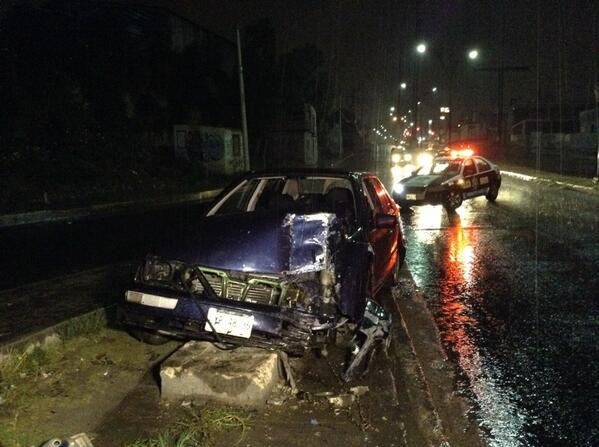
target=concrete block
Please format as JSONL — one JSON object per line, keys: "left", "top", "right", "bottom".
{"left": 160, "top": 341, "right": 280, "bottom": 406}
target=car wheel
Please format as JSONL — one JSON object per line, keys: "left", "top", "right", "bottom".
{"left": 486, "top": 181, "right": 500, "bottom": 202}
{"left": 443, "top": 189, "right": 463, "bottom": 211}
{"left": 129, "top": 329, "right": 169, "bottom": 345}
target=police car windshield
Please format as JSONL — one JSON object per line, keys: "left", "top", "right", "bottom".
{"left": 421, "top": 158, "right": 462, "bottom": 175}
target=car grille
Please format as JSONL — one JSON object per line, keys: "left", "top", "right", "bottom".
{"left": 141, "top": 258, "right": 290, "bottom": 306}
{"left": 227, "top": 281, "right": 246, "bottom": 300}
{"left": 188, "top": 268, "right": 283, "bottom": 306}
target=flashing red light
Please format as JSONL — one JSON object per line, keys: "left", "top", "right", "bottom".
{"left": 450, "top": 148, "right": 474, "bottom": 158}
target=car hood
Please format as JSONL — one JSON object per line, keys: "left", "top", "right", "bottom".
{"left": 157, "top": 211, "right": 336, "bottom": 275}
{"left": 401, "top": 173, "right": 454, "bottom": 187}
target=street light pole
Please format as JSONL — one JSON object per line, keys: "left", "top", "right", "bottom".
{"left": 413, "top": 43, "right": 426, "bottom": 148}
{"left": 236, "top": 26, "right": 250, "bottom": 170}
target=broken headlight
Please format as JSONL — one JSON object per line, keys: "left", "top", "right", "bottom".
{"left": 142, "top": 257, "right": 176, "bottom": 282}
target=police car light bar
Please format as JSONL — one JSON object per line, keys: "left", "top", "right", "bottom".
{"left": 450, "top": 148, "right": 474, "bottom": 158}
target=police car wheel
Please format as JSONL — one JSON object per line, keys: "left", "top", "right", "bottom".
{"left": 486, "top": 182, "right": 499, "bottom": 202}
{"left": 443, "top": 190, "right": 463, "bottom": 211}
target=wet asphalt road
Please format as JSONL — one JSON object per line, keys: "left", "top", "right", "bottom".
{"left": 376, "top": 160, "right": 599, "bottom": 446}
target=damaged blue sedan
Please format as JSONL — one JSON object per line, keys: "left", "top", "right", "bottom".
{"left": 119, "top": 169, "right": 405, "bottom": 379}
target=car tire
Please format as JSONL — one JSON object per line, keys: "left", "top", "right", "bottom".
{"left": 443, "top": 189, "right": 463, "bottom": 211}
{"left": 486, "top": 181, "right": 500, "bottom": 202}
{"left": 130, "top": 329, "right": 169, "bottom": 345}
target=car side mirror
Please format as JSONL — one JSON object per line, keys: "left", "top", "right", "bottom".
{"left": 375, "top": 213, "right": 397, "bottom": 228}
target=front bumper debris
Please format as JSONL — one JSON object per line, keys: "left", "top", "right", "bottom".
{"left": 342, "top": 299, "right": 392, "bottom": 382}
{"left": 118, "top": 285, "right": 326, "bottom": 354}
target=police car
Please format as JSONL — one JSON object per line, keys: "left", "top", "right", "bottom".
{"left": 392, "top": 149, "right": 501, "bottom": 211}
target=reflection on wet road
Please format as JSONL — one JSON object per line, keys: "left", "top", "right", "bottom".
{"left": 380, "top": 162, "right": 598, "bottom": 446}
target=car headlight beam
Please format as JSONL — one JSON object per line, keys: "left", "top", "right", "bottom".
{"left": 393, "top": 182, "right": 405, "bottom": 195}
{"left": 417, "top": 152, "right": 434, "bottom": 167}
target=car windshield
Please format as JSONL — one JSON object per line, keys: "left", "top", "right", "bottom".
{"left": 208, "top": 176, "right": 355, "bottom": 219}
{"left": 419, "top": 159, "right": 462, "bottom": 175}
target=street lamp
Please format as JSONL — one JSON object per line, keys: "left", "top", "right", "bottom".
{"left": 400, "top": 82, "right": 407, "bottom": 89}
{"left": 416, "top": 43, "right": 427, "bottom": 54}
{"left": 390, "top": 106, "right": 395, "bottom": 112}
{"left": 468, "top": 49, "right": 479, "bottom": 60}
{"left": 432, "top": 86, "right": 438, "bottom": 93}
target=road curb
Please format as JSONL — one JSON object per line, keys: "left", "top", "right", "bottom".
{"left": 502, "top": 170, "right": 598, "bottom": 195}
{"left": 0, "top": 188, "right": 223, "bottom": 229}
{"left": 0, "top": 306, "right": 112, "bottom": 359}
{"left": 392, "top": 267, "right": 487, "bottom": 446}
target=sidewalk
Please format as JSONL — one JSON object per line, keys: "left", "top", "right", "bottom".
{"left": 499, "top": 161, "right": 599, "bottom": 195}
{"left": 0, "top": 189, "right": 222, "bottom": 229}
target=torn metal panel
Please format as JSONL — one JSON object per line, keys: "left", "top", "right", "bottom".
{"left": 285, "top": 213, "right": 336, "bottom": 274}
{"left": 343, "top": 299, "right": 392, "bottom": 382}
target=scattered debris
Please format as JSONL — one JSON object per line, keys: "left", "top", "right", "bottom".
{"left": 349, "top": 385, "right": 369, "bottom": 396}
{"left": 40, "top": 433, "right": 94, "bottom": 447}
{"left": 327, "top": 394, "right": 356, "bottom": 408}
{"left": 278, "top": 351, "right": 298, "bottom": 395}
{"left": 343, "top": 300, "right": 392, "bottom": 382}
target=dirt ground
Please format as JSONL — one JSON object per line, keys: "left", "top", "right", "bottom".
{"left": 0, "top": 272, "right": 485, "bottom": 447}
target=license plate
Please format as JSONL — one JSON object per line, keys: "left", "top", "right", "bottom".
{"left": 406, "top": 194, "right": 417, "bottom": 200}
{"left": 205, "top": 307, "right": 254, "bottom": 339}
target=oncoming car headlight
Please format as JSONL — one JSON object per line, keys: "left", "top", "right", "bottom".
{"left": 393, "top": 182, "right": 405, "bottom": 195}
{"left": 391, "top": 153, "right": 401, "bottom": 163}
{"left": 417, "top": 152, "right": 434, "bottom": 167}
{"left": 404, "top": 153, "right": 412, "bottom": 162}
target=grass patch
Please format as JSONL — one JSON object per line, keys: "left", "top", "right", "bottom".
{"left": 126, "top": 407, "right": 252, "bottom": 447}
{"left": 0, "top": 310, "right": 108, "bottom": 409}
{"left": 55, "top": 309, "right": 108, "bottom": 342}
{"left": 0, "top": 346, "right": 55, "bottom": 421}
{"left": 0, "top": 346, "right": 50, "bottom": 393}
{"left": 0, "top": 327, "right": 176, "bottom": 447}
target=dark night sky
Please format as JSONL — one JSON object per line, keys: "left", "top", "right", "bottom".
{"left": 9, "top": 0, "right": 595, "bottom": 126}
{"left": 181, "top": 0, "right": 596, "bottom": 126}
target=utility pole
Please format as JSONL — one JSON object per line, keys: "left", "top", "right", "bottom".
{"left": 339, "top": 94, "right": 343, "bottom": 158}
{"left": 594, "top": 83, "right": 599, "bottom": 182}
{"left": 236, "top": 26, "right": 250, "bottom": 171}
